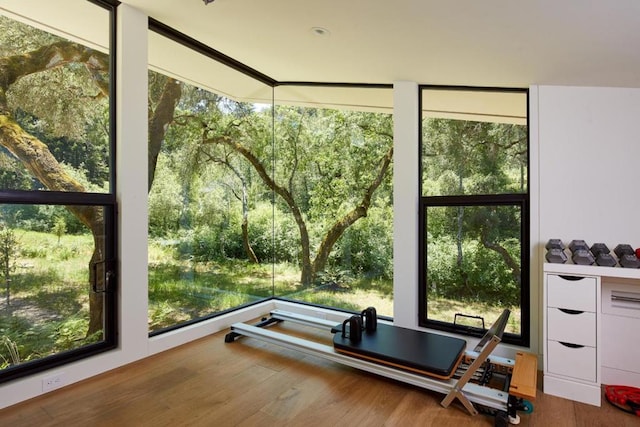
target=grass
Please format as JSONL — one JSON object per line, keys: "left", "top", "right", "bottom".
{"left": 1, "top": 231, "right": 523, "bottom": 368}
{"left": 428, "top": 296, "right": 521, "bottom": 335}
{"left": 0, "top": 230, "right": 94, "bottom": 368}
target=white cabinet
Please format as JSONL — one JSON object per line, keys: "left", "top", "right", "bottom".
{"left": 543, "top": 267, "right": 601, "bottom": 406}
{"left": 543, "top": 263, "right": 640, "bottom": 407}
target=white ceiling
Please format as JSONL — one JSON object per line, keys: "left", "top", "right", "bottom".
{"left": 121, "top": 0, "right": 640, "bottom": 89}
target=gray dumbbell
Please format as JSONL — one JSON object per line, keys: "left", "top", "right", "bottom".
{"left": 590, "top": 243, "right": 616, "bottom": 267}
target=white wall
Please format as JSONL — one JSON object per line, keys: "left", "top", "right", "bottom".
{"left": 537, "top": 86, "right": 640, "bottom": 250}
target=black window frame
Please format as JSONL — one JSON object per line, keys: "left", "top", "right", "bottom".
{"left": 0, "top": 0, "right": 118, "bottom": 384}
{"left": 418, "top": 86, "right": 530, "bottom": 347}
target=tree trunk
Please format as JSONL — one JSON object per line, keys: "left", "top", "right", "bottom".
{"left": 311, "top": 146, "right": 394, "bottom": 278}
{"left": 148, "top": 78, "right": 182, "bottom": 192}
{"left": 480, "top": 228, "right": 521, "bottom": 286}
{"left": 204, "top": 135, "right": 314, "bottom": 284}
{"left": 206, "top": 135, "right": 393, "bottom": 287}
{"left": 240, "top": 181, "right": 259, "bottom": 263}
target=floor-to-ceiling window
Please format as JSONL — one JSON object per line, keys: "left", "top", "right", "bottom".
{"left": 146, "top": 23, "right": 395, "bottom": 333}
{"left": 419, "top": 87, "right": 529, "bottom": 345}
{"left": 0, "top": 0, "right": 117, "bottom": 382}
{"left": 273, "top": 85, "right": 394, "bottom": 317}
{"left": 146, "top": 24, "right": 275, "bottom": 334}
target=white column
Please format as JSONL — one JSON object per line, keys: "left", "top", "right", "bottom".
{"left": 116, "top": 3, "right": 149, "bottom": 360}
{"left": 392, "top": 81, "right": 420, "bottom": 329}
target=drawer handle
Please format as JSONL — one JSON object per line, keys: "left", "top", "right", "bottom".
{"left": 558, "top": 308, "right": 584, "bottom": 315}
{"left": 559, "top": 342, "right": 584, "bottom": 349}
{"left": 611, "top": 295, "right": 640, "bottom": 304}
{"left": 558, "top": 275, "right": 587, "bottom": 281}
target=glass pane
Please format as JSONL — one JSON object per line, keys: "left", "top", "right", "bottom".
{"left": 147, "top": 31, "right": 274, "bottom": 333}
{"left": 273, "top": 86, "right": 394, "bottom": 317}
{"left": 0, "top": 203, "right": 109, "bottom": 370}
{"left": 0, "top": 6, "right": 111, "bottom": 193}
{"left": 425, "top": 204, "right": 522, "bottom": 335}
{"left": 421, "top": 89, "right": 527, "bottom": 196}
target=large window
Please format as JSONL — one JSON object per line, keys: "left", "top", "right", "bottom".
{"left": 0, "top": 0, "right": 116, "bottom": 382}
{"left": 146, "top": 25, "right": 395, "bottom": 334}
{"left": 147, "top": 26, "right": 275, "bottom": 333}
{"left": 272, "top": 86, "right": 394, "bottom": 317}
{"left": 419, "top": 87, "right": 529, "bottom": 346}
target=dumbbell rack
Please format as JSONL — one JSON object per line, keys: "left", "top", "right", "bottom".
{"left": 225, "top": 309, "right": 531, "bottom": 425}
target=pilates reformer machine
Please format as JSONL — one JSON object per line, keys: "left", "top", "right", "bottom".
{"left": 225, "top": 307, "right": 537, "bottom": 426}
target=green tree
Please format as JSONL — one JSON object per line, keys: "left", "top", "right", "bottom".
{"left": 200, "top": 106, "right": 393, "bottom": 286}
{"left": 423, "top": 117, "right": 526, "bottom": 299}
{"left": 0, "top": 222, "right": 18, "bottom": 307}
{"left": 0, "top": 18, "right": 186, "bottom": 334}
{"left": 147, "top": 76, "right": 395, "bottom": 286}
{"left": 53, "top": 216, "right": 67, "bottom": 244}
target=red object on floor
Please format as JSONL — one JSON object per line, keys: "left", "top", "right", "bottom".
{"left": 636, "top": 248, "right": 640, "bottom": 258}
{"left": 605, "top": 385, "right": 640, "bottom": 416}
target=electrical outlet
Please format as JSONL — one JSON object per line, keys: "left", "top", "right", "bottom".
{"left": 42, "top": 372, "right": 65, "bottom": 392}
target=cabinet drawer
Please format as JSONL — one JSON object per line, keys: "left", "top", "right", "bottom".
{"left": 547, "top": 274, "right": 596, "bottom": 312}
{"left": 547, "top": 340, "right": 596, "bottom": 382}
{"left": 547, "top": 308, "right": 596, "bottom": 346}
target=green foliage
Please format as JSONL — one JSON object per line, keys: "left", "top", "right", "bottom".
{"left": 426, "top": 237, "right": 519, "bottom": 306}
{"left": 148, "top": 156, "right": 184, "bottom": 236}
{"left": 422, "top": 115, "right": 527, "bottom": 319}
{"left": 330, "top": 201, "right": 393, "bottom": 279}
{"left": 0, "top": 336, "right": 20, "bottom": 367}
{"left": 147, "top": 257, "right": 278, "bottom": 331}
{"left": 54, "top": 315, "right": 100, "bottom": 348}
{"left": 0, "top": 222, "right": 19, "bottom": 306}
{"left": 53, "top": 216, "right": 67, "bottom": 244}
{"left": 1, "top": 14, "right": 111, "bottom": 194}
{"left": 422, "top": 118, "right": 527, "bottom": 196}
{"left": 247, "top": 202, "right": 299, "bottom": 263}
{"left": 0, "top": 229, "right": 97, "bottom": 368}
{"left": 3, "top": 204, "right": 85, "bottom": 235}
{"left": 147, "top": 70, "right": 394, "bottom": 292}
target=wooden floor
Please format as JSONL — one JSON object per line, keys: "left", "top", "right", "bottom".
{"left": 0, "top": 321, "right": 637, "bottom": 427}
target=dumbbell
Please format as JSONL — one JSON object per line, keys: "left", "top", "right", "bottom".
{"left": 590, "top": 243, "right": 617, "bottom": 267}
{"left": 545, "top": 239, "right": 567, "bottom": 263}
{"left": 614, "top": 244, "right": 640, "bottom": 268}
{"left": 341, "top": 315, "right": 363, "bottom": 342}
{"left": 546, "top": 239, "right": 564, "bottom": 250}
{"left": 614, "top": 244, "right": 634, "bottom": 258}
{"left": 569, "top": 240, "right": 594, "bottom": 265}
{"left": 361, "top": 306, "right": 377, "bottom": 333}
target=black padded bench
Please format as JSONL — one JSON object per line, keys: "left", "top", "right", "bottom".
{"left": 332, "top": 323, "right": 467, "bottom": 379}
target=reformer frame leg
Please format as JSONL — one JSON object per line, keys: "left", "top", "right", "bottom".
{"left": 224, "top": 316, "right": 281, "bottom": 342}
{"left": 440, "top": 334, "right": 502, "bottom": 415}
{"left": 507, "top": 395, "right": 521, "bottom": 425}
